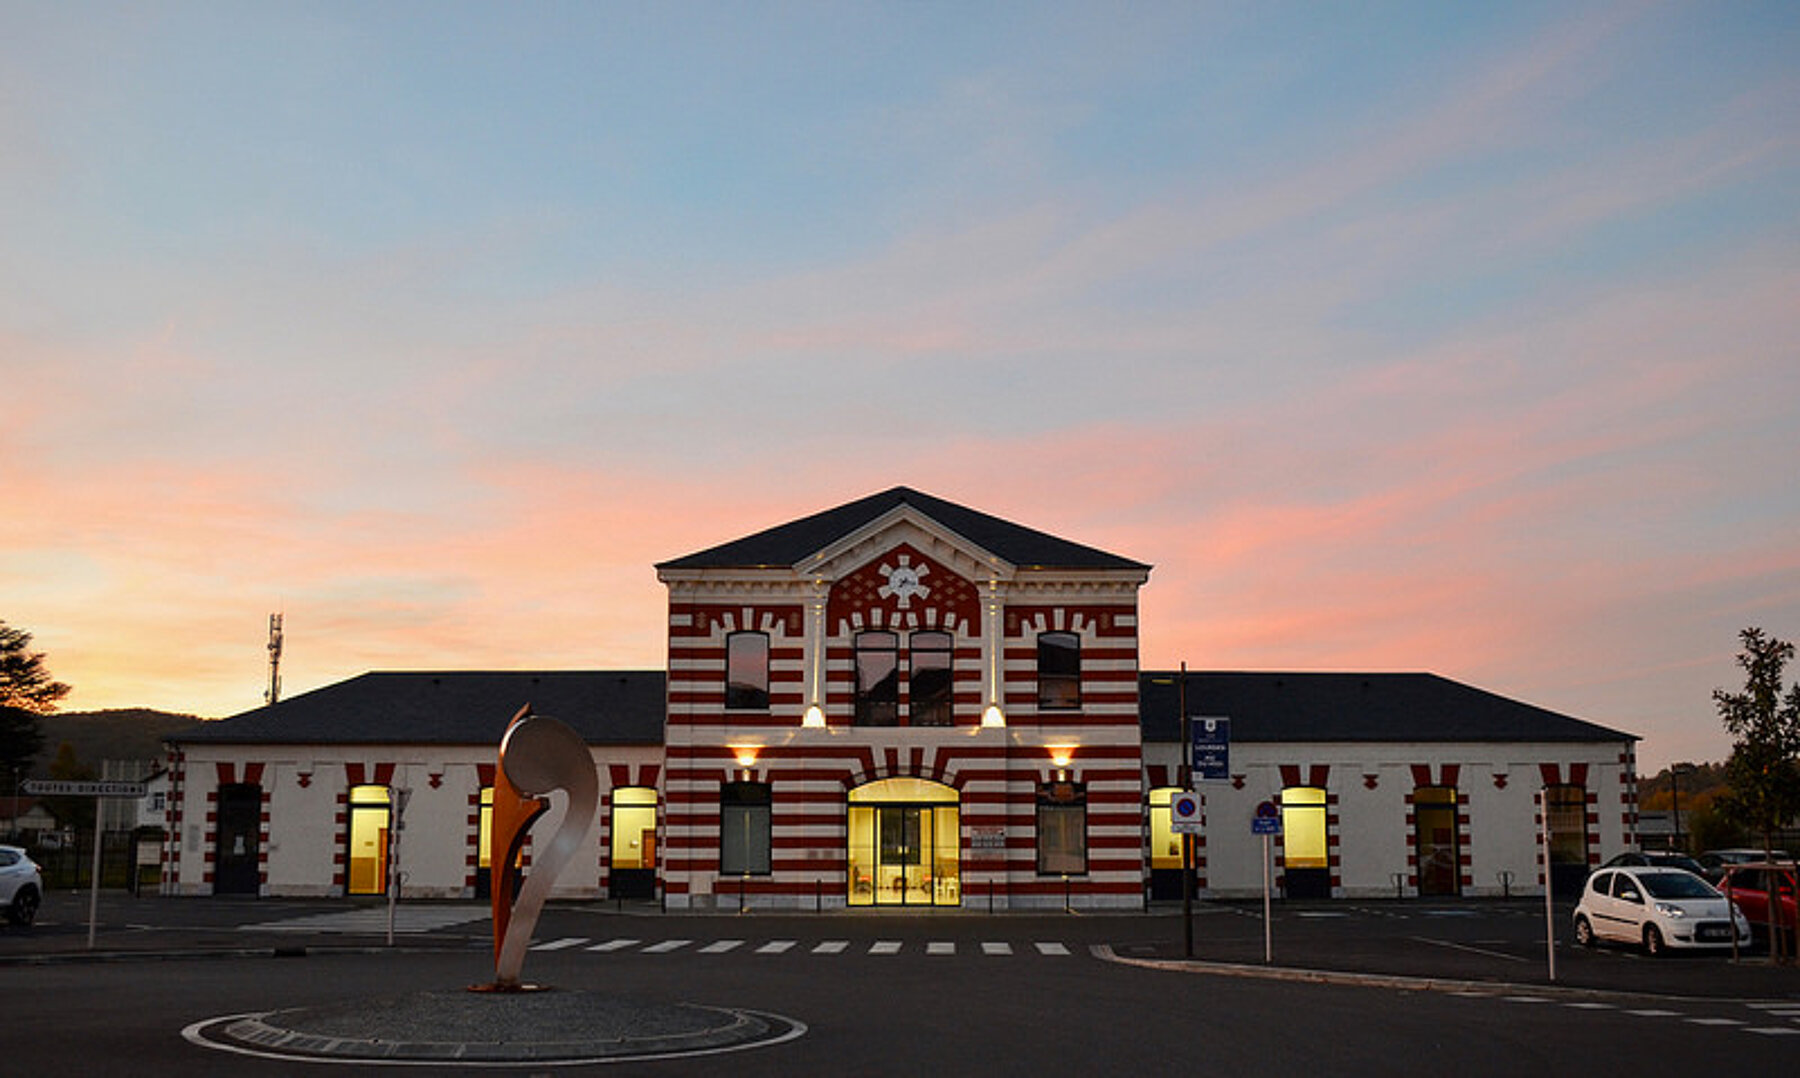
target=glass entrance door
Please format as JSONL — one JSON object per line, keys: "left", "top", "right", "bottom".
{"left": 847, "top": 778, "right": 960, "bottom": 907}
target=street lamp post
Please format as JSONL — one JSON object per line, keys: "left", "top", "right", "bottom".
{"left": 1670, "top": 762, "right": 1695, "bottom": 852}
{"left": 1179, "top": 662, "right": 1192, "bottom": 959}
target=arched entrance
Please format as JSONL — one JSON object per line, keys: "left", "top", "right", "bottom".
{"left": 847, "top": 777, "right": 960, "bottom": 907}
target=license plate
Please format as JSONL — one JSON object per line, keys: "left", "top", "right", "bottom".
{"left": 1697, "top": 925, "right": 1732, "bottom": 941}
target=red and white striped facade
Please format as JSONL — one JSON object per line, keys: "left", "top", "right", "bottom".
{"left": 658, "top": 509, "right": 1150, "bottom": 911}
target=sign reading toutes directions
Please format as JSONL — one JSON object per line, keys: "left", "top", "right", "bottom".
{"left": 23, "top": 779, "right": 150, "bottom": 950}
{"left": 1169, "top": 791, "right": 1203, "bottom": 834}
{"left": 23, "top": 780, "right": 147, "bottom": 798}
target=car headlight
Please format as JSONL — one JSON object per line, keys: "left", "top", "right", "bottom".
{"left": 1653, "top": 903, "right": 1687, "bottom": 918}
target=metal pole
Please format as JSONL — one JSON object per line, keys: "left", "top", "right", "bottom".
{"left": 1180, "top": 662, "right": 1193, "bottom": 959}
{"left": 87, "top": 798, "right": 103, "bottom": 949}
{"left": 1262, "top": 832, "right": 1272, "bottom": 964}
{"left": 1542, "top": 788, "right": 1557, "bottom": 982}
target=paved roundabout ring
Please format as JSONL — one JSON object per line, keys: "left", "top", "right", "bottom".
{"left": 181, "top": 988, "right": 806, "bottom": 1066}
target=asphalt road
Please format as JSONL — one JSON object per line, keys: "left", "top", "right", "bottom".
{"left": 4, "top": 893, "right": 1797, "bottom": 1075}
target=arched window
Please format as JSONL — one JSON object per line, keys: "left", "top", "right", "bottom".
{"left": 725, "top": 631, "right": 770, "bottom": 710}
{"left": 1037, "top": 631, "right": 1081, "bottom": 710}
{"left": 854, "top": 631, "right": 899, "bottom": 726}
{"left": 910, "top": 630, "right": 954, "bottom": 726}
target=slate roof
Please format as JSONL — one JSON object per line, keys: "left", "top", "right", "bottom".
{"left": 169, "top": 669, "right": 1634, "bottom": 749}
{"left": 1138, "top": 671, "right": 1636, "bottom": 744}
{"left": 170, "top": 671, "right": 666, "bottom": 747}
{"left": 656, "top": 486, "right": 1150, "bottom": 573}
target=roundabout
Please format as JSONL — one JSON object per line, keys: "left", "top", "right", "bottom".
{"left": 181, "top": 988, "right": 806, "bottom": 1066}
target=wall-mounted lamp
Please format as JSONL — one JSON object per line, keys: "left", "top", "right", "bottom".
{"left": 1048, "top": 746, "right": 1075, "bottom": 769}
{"left": 802, "top": 704, "right": 826, "bottom": 728}
{"left": 981, "top": 703, "right": 1006, "bottom": 728}
{"left": 731, "top": 745, "right": 760, "bottom": 768}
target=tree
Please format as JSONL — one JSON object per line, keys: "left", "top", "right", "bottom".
{"left": 0, "top": 619, "right": 70, "bottom": 794}
{"left": 43, "top": 741, "right": 97, "bottom": 833}
{"left": 1713, "top": 627, "right": 1800, "bottom": 961}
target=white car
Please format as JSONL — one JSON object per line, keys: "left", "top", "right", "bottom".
{"left": 1573, "top": 866, "right": 1749, "bottom": 955}
{"left": 0, "top": 844, "right": 43, "bottom": 926}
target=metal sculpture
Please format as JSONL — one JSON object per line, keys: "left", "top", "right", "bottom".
{"left": 475, "top": 704, "right": 597, "bottom": 991}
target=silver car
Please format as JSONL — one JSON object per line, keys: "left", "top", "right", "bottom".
{"left": 1573, "top": 866, "right": 1749, "bottom": 955}
{"left": 0, "top": 845, "right": 42, "bottom": 926}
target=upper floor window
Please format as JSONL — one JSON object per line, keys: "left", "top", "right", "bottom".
{"left": 854, "top": 631, "right": 900, "bottom": 726}
{"left": 909, "top": 630, "right": 954, "bottom": 727}
{"left": 726, "top": 631, "right": 770, "bottom": 711}
{"left": 1036, "top": 631, "right": 1081, "bottom": 710}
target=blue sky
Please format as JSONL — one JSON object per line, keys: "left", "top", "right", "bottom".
{"left": 4, "top": 2, "right": 1797, "bottom": 771}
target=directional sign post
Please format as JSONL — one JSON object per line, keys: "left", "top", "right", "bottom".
{"left": 24, "top": 779, "right": 148, "bottom": 949}
{"left": 1190, "top": 717, "right": 1230, "bottom": 783}
{"left": 1252, "top": 800, "right": 1281, "bottom": 964}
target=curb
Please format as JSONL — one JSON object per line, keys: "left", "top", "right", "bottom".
{"left": 1092, "top": 945, "right": 1787, "bottom": 1004}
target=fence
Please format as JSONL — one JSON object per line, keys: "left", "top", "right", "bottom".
{"left": 17, "top": 830, "right": 159, "bottom": 893}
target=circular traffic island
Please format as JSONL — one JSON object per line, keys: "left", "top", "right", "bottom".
{"left": 185, "top": 988, "right": 804, "bottom": 1065}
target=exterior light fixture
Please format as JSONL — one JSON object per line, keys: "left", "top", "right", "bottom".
{"left": 981, "top": 703, "right": 1005, "bottom": 728}
{"left": 802, "top": 704, "right": 826, "bottom": 728}
{"left": 1048, "top": 746, "right": 1074, "bottom": 769}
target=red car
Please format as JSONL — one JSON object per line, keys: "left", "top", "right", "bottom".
{"left": 1717, "top": 861, "right": 1798, "bottom": 950}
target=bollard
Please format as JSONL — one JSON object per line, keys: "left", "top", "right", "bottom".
{"left": 1391, "top": 872, "right": 1405, "bottom": 898}
{"left": 1498, "top": 870, "right": 1514, "bottom": 898}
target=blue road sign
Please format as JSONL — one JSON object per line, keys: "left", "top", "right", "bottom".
{"left": 1190, "top": 717, "right": 1230, "bottom": 782}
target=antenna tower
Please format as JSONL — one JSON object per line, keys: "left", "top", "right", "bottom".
{"left": 265, "top": 613, "right": 284, "bottom": 705}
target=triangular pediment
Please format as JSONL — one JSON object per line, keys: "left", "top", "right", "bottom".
{"left": 655, "top": 486, "right": 1149, "bottom": 581}
{"left": 798, "top": 505, "right": 1013, "bottom": 583}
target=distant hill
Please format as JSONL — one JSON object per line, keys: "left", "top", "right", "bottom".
{"left": 29, "top": 708, "right": 214, "bottom": 776}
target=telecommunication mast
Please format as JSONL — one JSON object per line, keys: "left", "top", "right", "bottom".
{"left": 265, "top": 613, "right": 284, "bottom": 705}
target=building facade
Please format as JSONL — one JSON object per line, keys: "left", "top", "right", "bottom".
{"left": 165, "top": 488, "right": 1638, "bottom": 906}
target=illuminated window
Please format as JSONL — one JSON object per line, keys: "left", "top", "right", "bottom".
{"left": 910, "top": 630, "right": 954, "bottom": 726}
{"left": 854, "top": 631, "right": 899, "bottom": 726}
{"left": 477, "top": 786, "right": 493, "bottom": 871}
{"left": 1036, "top": 780, "right": 1087, "bottom": 874}
{"left": 346, "top": 784, "right": 391, "bottom": 896}
{"left": 1036, "top": 632, "right": 1081, "bottom": 710}
{"left": 1280, "top": 786, "right": 1328, "bottom": 870}
{"left": 720, "top": 782, "right": 771, "bottom": 875}
{"left": 1149, "top": 786, "right": 1184, "bottom": 870}
{"left": 611, "top": 786, "right": 658, "bottom": 871}
{"left": 725, "top": 632, "right": 770, "bottom": 711}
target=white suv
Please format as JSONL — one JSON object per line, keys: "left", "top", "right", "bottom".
{"left": 0, "top": 845, "right": 43, "bottom": 926}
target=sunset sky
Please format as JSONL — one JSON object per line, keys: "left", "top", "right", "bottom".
{"left": 4, "top": 3, "right": 1796, "bottom": 773}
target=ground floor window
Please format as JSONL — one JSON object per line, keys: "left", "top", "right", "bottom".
{"left": 1280, "top": 786, "right": 1330, "bottom": 899}
{"left": 1414, "top": 785, "right": 1460, "bottom": 896}
{"left": 346, "top": 784, "right": 391, "bottom": 896}
{"left": 1148, "top": 786, "right": 1183, "bottom": 871}
{"left": 847, "top": 777, "right": 959, "bottom": 906}
{"left": 1036, "top": 780, "right": 1087, "bottom": 875}
{"left": 719, "top": 782, "right": 770, "bottom": 876}
{"left": 1545, "top": 783, "right": 1588, "bottom": 897}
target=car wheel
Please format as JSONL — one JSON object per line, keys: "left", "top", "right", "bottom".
{"left": 6, "top": 886, "right": 39, "bottom": 927}
{"left": 1642, "top": 924, "right": 1664, "bottom": 956}
{"left": 1573, "top": 916, "right": 1595, "bottom": 948}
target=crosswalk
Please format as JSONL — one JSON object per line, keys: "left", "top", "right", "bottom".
{"left": 528, "top": 936, "right": 1079, "bottom": 958}
{"left": 1460, "top": 991, "right": 1800, "bottom": 1039}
